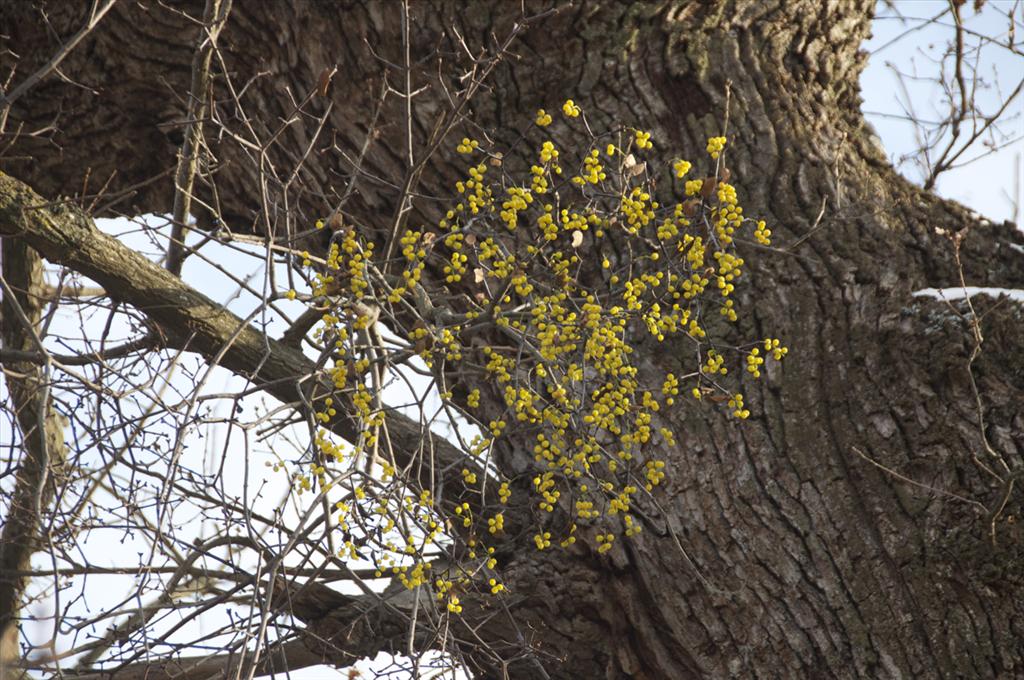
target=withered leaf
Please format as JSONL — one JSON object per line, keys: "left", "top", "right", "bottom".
{"left": 328, "top": 212, "right": 346, "bottom": 232}
{"left": 700, "top": 177, "right": 717, "bottom": 199}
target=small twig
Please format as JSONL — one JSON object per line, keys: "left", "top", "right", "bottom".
{"left": 784, "top": 196, "right": 829, "bottom": 251}
{"left": 990, "top": 477, "right": 1017, "bottom": 547}
{"left": 0, "top": 0, "right": 119, "bottom": 133}
{"left": 851, "top": 447, "right": 988, "bottom": 513}
{"left": 402, "top": 0, "right": 414, "bottom": 170}
{"left": 949, "top": 228, "right": 1011, "bottom": 477}
{"left": 166, "top": 0, "right": 233, "bottom": 275}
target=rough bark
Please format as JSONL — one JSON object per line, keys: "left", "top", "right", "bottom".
{"left": 2, "top": 1, "right": 1024, "bottom": 678}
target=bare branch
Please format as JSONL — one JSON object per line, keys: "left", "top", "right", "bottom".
{"left": 0, "top": 0, "right": 119, "bottom": 134}
{"left": 0, "top": 237, "right": 68, "bottom": 677}
{"left": 0, "top": 172, "right": 480, "bottom": 508}
{"left": 166, "top": 0, "right": 233, "bottom": 275}
{"left": 58, "top": 639, "right": 325, "bottom": 680}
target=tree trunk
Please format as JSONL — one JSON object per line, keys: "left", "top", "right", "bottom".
{"left": 2, "top": 1, "right": 1024, "bottom": 678}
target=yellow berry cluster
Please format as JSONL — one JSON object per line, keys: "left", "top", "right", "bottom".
{"left": 456, "top": 137, "right": 480, "bottom": 154}
{"left": 706, "top": 135, "right": 727, "bottom": 159}
{"left": 282, "top": 101, "right": 789, "bottom": 619}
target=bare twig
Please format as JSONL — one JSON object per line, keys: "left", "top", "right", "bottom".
{"left": 166, "top": 0, "right": 233, "bottom": 275}
{"left": 0, "top": 0, "right": 119, "bottom": 134}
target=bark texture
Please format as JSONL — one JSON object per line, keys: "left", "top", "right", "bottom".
{"left": 2, "top": 1, "right": 1024, "bottom": 678}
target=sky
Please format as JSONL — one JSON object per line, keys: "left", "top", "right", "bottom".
{"left": 861, "top": 0, "right": 1024, "bottom": 224}
{"left": 4, "top": 2, "right": 1024, "bottom": 679}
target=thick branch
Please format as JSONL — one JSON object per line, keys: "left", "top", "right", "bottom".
{"left": 0, "top": 172, "right": 507, "bottom": 676}
{"left": 62, "top": 639, "right": 324, "bottom": 680}
{"left": 0, "top": 172, "right": 475, "bottom": 501}
{"left": 0, "top": 235, "right": 68, "bottom": 678}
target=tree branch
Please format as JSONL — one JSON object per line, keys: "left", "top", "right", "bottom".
{"left": 59, "top": 639, "right": 325, "bottom": 680}
{"left": 166, "top": 0, "right": 233, "bottom": 275}
{"left": 0, "top": 0, "right": 119, "bottom": 134}
{"left": 0, "top": 172, "right": 481, "bottom": 519}
{"left": 0, "top": 172, "right": 481, "bottom": 675}
{"left": 0, "top": 234, "right": 68, "bottom": 678}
